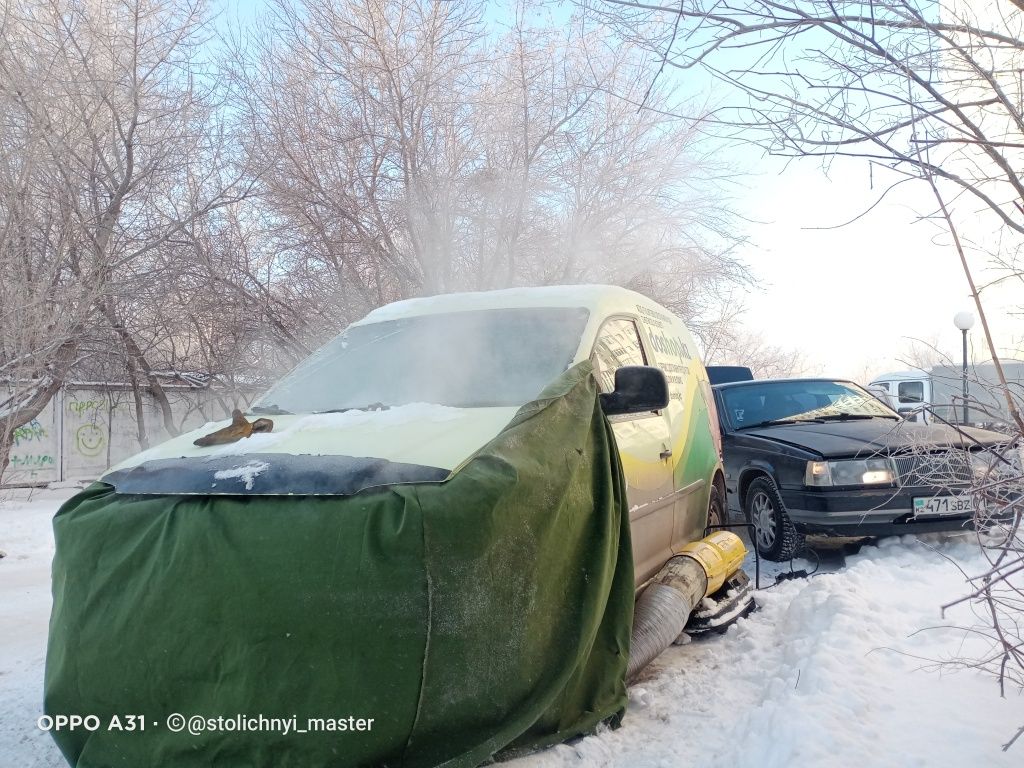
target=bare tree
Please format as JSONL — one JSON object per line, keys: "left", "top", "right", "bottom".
{"left": 705, "top": 326, "right": 809, "bottom": 378}
{"left": 226, "top": 0, "right": 748, "bottom": 336}
{"left": 585, "top": 0, "right": 1024, "bottom": 300}
{"left": 897, "top": 335, "right": 953, "bottom": 372}
{"left": 0, "top": 0, "right": 249, "bottom": 471}
{"left": 0, "top": 0, "right": 751, "bottom": 482}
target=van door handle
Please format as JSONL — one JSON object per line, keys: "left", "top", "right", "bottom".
{"left": 660, "top": 449, "right": 673, "bottom": 460}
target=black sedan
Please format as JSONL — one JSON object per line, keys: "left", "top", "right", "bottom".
{"left": 713, "top": 378, "right": 1011, "bottom": 561}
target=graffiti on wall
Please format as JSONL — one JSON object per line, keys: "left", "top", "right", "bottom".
{"left": 66, "top": 399, "right": 111, "bottom": 460}
{"left": 9, "top": 417, "right": 57, "bottom": 472}
{"left": 64, "top": 397, "right": 111, "bottom": 470}
{"left": 75, "top": 423, "right": 106, "bottom": 457}
{"left": 67, "top": 399, "right": 105, "bottom": 416}
{"left": 13, "top": 420, "right": 47, "bottom": 444}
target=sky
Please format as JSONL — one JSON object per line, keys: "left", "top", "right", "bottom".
{"left": 731, "top": 155, "right": 1023, "bottom": 381}
{"left": 215, "top": 0, "right": 1024, "bottom": 382}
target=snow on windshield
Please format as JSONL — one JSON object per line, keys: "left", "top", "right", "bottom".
{"left": 254, "top": 307, "right": 590, "bottom": 413}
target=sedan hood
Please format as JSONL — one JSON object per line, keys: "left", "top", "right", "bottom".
{"left": 741, "top": 419, "right": 1008, "bottom": 458}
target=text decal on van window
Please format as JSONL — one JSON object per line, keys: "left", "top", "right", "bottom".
{"left": 635, "top": 305, "right": 671, "bottom": 326}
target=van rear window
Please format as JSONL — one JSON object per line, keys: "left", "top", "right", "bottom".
{"left": 256, "top": 307, "right": 590, "bottom": 412}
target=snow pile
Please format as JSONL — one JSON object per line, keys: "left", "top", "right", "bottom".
{"left": 1, "top": 487, "right": 1020, "bottom": 768}
{"left": 509, "top": 536, "right": 1022, "bottom": 768}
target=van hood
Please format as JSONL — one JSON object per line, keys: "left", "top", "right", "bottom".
{"left": 740, "top": 418, "right": 1008, "bottom": 458}
{"left": 102, "top": 404, "right": 520, "bottom": 495}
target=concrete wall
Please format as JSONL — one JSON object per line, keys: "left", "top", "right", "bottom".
{"left": 3, "top": 385, "right": 254, "bottom": 486}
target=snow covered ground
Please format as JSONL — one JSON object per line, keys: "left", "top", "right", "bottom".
{"left": 0, "top": 487, "right": 78, "bottom": 766}
{"left": 1, "top": 488, "right": 1021, "bottom": 767}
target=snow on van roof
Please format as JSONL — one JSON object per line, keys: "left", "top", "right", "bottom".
{"left": 356, "top": 284, "right": 659, "bottom": 324}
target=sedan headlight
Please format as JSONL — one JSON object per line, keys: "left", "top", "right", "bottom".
{"left": 805, "top": 458, "right": 896, "bottom": 487}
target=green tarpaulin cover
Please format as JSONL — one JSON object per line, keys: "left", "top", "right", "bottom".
{"left": 45, "top": 363, "right": 635, "bottom": 767}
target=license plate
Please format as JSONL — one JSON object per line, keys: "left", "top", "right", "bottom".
{"left": 913, "top": 494, "right": 976, "bottom": 517}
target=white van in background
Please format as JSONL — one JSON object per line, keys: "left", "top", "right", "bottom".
{"left": 870, "top": 362, "right": 1024, "bottom": 429}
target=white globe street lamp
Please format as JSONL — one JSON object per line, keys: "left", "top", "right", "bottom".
{"left": 954, "top": 311, "right": 975, "bottom": 424}
{"left": 953, "top": 312, "right": 975, "bottom": 332}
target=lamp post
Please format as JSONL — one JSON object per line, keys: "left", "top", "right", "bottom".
{"left": 953, "top": 311, "right": 975, "bottom": 425}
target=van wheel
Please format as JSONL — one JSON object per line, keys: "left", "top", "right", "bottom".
{"left": 745, "top": 477, "right": 803, "bottom": 562}
{"left": 707, "top": 484, "right": 727, "bottom": 530}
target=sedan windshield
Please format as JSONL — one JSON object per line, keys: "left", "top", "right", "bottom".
{"left": 253, "top": 307, "right": 590, "bottom": 413}
{"left": 722, "top": 380, "right": 898, "bottom": 429}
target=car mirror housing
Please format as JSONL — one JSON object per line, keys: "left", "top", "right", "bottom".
{"left": 599, "top": 366, "right": 670, "bottom": 416}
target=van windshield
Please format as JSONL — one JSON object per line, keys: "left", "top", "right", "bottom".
{"left": 254, "top": 307, "right": 590, "bottom": 413}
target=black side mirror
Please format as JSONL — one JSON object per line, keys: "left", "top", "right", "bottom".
{"left": 599, "top": 366, "right": 670, "bottom": 416}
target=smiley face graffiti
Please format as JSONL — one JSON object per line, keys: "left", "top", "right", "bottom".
{"left": 75, "top": 423, "right": 106, "bottom": 458}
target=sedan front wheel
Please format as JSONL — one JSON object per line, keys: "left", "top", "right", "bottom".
{"left": 745, "top": 476, "right": 804, "bottom": 562}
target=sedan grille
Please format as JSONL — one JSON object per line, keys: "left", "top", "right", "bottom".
{"left": 893, "top": 451, "right": 975, "bottom": 488}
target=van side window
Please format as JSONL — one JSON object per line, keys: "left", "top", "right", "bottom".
{"left": 591, "top": 318, "right": 648, "bottom": 393}
{"left": 898, "top": 381, "right": 924, "bottom": 404}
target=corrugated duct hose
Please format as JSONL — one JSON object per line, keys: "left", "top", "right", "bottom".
{"left": 626, "top": 531, "right": 747, "bottom": 680}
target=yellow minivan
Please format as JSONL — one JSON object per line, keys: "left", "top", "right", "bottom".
{"left": 58, "top": 285, "right": 748, "bottom": 768}
{"left": 108, "top": 285, "right": 730, "bottom": 587}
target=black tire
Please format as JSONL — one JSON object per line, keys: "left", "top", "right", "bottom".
{"left": 744, "top": 476, "right": 804, "bottom": 562}
{"left": 707, "top": 483, "right": 727, "bottom": 531}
